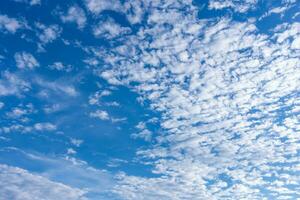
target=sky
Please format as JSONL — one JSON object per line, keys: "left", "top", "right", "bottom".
{"left": 0, "top": 0, "right": 300, "bottom": 199}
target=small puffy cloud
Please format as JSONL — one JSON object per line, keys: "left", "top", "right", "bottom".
{"left": 14, "top": 52, "right": 39, "bottom": 70}
{"left": 60, "top": 5, "right": 87, "bottom": 29}
{"left": 67, "top": 148, "right": 77, "bottom": 155}
{"left": 35, "top": 23, "right": 61, "bottom": 44}
{"left": 0, "top": 15, "right": 22, "bottom": 33}
{"left": 0, "top": 164, "right": 87, "bottom": 200}
{"left": 208, "top": 0, "right": 234, "bottom": 10}
{"left": 84, "top": 0, "right": 143, "bottom": 25}
{"left": 90, "top": 110, "right": 109, "bottom": 120}
{"left": 208, "top": 0, "right": 258, "bottom": 13}
{"left": 6, "top": 108, "right": 27, "bottom": 118}
{"left": 0, "top": 71, "right": 31, "bottom": 96}
{"left": 93, "top": 18, "right": 131, "bottom": 39}
{"left": 123, "top": 1, "right": 144, "bottom": 24}
{"left": 84, "top": 0, "right": 121, "bottom": 14}
{"left": 6, "top": 104, "right": 34, "bottom": 119}
{"left": 34, "top": 122, "right": 57, "bottom": 131}
{"left": 89, "top": 90, "right": 111, "bottom": 105}
{"left": 49, "top": 62, "right": 72, "bottom": 72}
{"left": 70, "top": 138, "right": 83, "bottom": 147}
{"left": 131, "top": 122, "right": 152, "bottom": 141}
{"left": 131, "top": 129, "right": 152, "bottom": 142}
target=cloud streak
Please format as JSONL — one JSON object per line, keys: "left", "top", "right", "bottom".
{"left": 0, "top": 164, "right": 87, "bottom": 200}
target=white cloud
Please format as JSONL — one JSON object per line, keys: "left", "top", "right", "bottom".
{"left": 0, "top": 70, "right": 77, "bottom": 101}
{"left": 208, "top": 0, "right": 258, "bottom": 13}
{"left": 131, "top": 122, "right": 152, "bottom": 141}
{"left": 67, "top": 148, "right": 77, "bottom": 155}
{"left": 89, "top": 109, "right": 125, "bottom": 123}
{"left": 35, "top": 77, "right": 78, "bottom": 97}
{"left": 61, "top": 5, "right": 87, "bottom": 29}
{"left": 0, "top": 148, "right": 116, "bottom": 199}
{"left": 90, "top": 110, "right": 109, "bottom": 120}
{"left": 107, "top": 158, "right": 128, "bottom": 168}
{"left": 49, "top": 62, "right": 73, "bottom": 72}
{"left": 93, "top": 18, "right": 131, "bottom": 39}
{"left": 111, "top": 117, "right": 127, "bottom": 123}
{"left": 131, "top": 129, "right": 152, "bottom": 141}
{"left": 89, "top": 90, "right": 111, "bottom": 105}
{"left": 43, "top": 104, "right": 62, "bottom": 114}
{"left": 259, "top": 1, "right": 294, "bottom": 20}
{"left": 29, "top": 0, "right": 40, "bottom": 5}
{"left": 7, "top": 108, "right": 27, "bottom": 118}
{"left": 0, "top": 71, "right": 31, "bottom": 96}
{"left": 84, "top": 0, "right": 122, "bottom": 14}
{"left": 6, "top": 104, "right": 34, "bottom": 120}
{"left": 1, "top": 122, "right": 57, "bottom": 133}
{"left": 0, "top": 164, "right": 87, "bottom": 200}
{"left": 291, "top": 35, "right": 300, "bottom": 49}
{"left": 0, "top": 14, "right": 23, "bottom": 33}
{"left": 36, "top": 23, "right": 61, "bottom": 43}
{"left": 35, "top": 23, "right": 62, "bottom": 51}
{"left": 14, "top": 52, "right": 39, "bottom": 69}
{"left": 70, "top": 138, "right": 83, "bottom": 147}
{"left": 123, "top": 1, "right": 145, "bottom": 24}
{"left": 34, "top": 122, "right": 57, "bottom": 131}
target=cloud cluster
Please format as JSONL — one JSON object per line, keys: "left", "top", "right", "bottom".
{"left": 15, "top": 52, "right": 39, "bottom": 69}
{"left": 83, "top": 0, "right": 300, "bottom": 199}
{"left": 1, "top": 0, "right": 300, "bottom": 199}
{"left": 60, "top": 5, "right": 87, "bottom": 29}
{"left": 93, "top": 18, "right": 131, "bottom": 39}
{"left": 208, "top": 0, "right": 258, "bottom": 13}
{"left": 84, "top": 0, "right": 145, "bottom": 24}
{"left": 35, "top": 23, "right": 62, "bottom": 51}
{"left": 48, "top": 62, "right": 73, "bottom": 72}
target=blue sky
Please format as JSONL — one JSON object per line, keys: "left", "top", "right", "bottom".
{"left": 1, "top": 0, "right": 300, "bottom": 199}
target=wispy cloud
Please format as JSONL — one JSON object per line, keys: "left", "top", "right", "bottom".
{"left": 13, "top": 0, "right": 41, "bottom": 6}
{"left": 0, "top": 164, "right": 87, "bottom": 200}
{"left": 0, "top": 148, "right": 116, "bottom": 199}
